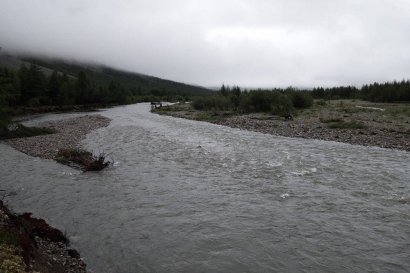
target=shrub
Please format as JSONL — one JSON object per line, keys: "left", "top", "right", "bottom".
{"left": 192, "top": 96, "right": 232, "bottom": 111}
{"left": 290, "top": 92, "right": 314, "bottom": 108}
{"left": 56, "top": 148, "right": 110, "bottom": 171}
{"left": 247, "top": 91, "right": 272, "bottom": 112}
{"left": 271, "top": 94, "right": 293, "bottom": 117}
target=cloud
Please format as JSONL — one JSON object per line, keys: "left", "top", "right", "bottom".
{"left": 1, "top": 0, "right": 409, "bottom": 87}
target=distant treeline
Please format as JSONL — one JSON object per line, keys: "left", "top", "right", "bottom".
{"left": 192, "top": 85, "right": 313, "bottom": 116}
{"left": 311, "top": 81, "right": 410, "bottom": 102}
{"left": 0, "top": 64, "right": 195, "bottom": 108}
{"left": 192, "top": 81, "right": 409, "bottom": 116}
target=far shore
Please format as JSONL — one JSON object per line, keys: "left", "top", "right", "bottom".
{"left": 153, "top": 100, "right": 410, "bottom": 151}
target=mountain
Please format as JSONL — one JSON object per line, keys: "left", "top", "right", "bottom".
{"left": 0, "top": 52, "right": 212, "bottom": 96}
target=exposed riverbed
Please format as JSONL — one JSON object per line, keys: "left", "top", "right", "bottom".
{"left": 1, "top": 103, "right": 409, "bottom": 273}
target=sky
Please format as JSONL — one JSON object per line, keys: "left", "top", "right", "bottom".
{"left": 1, "top": 0, "right": 410, "bottom": 88}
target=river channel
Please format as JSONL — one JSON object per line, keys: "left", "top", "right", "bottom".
{"left": 1, "top": 103, "right": 409, "bottom": 272}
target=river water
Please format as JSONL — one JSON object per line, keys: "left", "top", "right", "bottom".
{"left": 1, "top": 103, "right": 409, "bottom": 273}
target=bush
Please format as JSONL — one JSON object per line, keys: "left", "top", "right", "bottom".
{"left": 271, "top": 94, "right": 293, "bottom": 117}
{"left": 247, "top": 91, "right": 272, "bottom": 112}
{"left": 56, "top": 148, "right": 110, "bottom": 171}
{"left": 192, "top": 96, "right": 232, "bottom": 111}
{"left": 290, "top": 92, "right": 314, "bottom": 108}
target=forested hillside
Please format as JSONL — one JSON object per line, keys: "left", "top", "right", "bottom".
{"left": 0, "top": 53, "right": 211, "bottom": 109}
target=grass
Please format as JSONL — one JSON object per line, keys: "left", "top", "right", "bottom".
{"left": 320, "top": 118, "right": 344, "bottom": 123}
{"left": 326, "top": 120, "right": 365, "bottom": 129}
{"left": 0, "top": 244, "right": 26, "bottom": 273}
{"left": 385, "top": 105, "right": 410, "bottom": 117}
{"left": 55, "top": 148, "right": 110, "bottom": 171}
{"left": 194, "top": 111, "right": 233, "bottom": 122}
{"left": 152, "top": 103, "right": 233, "bottom": 122}
{"left": 0, "top": 204, "right": 26, "bottom": 273}
{"left": 320, "top": 117, "right": 365, "bottom": 129}
{"left": 0, "top": 123, "right": 56, "bottom": 140}
{"left": 0, "top": 230, "right": 21, "bottom": 247}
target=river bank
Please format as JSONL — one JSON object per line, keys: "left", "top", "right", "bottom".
{"left": 0, "top": 201, "right": 87, "bottom": 273}
{"left": 1, "top": 114, "right": 111, "bottom": 272}
{"left": 6, "top": 114, "right": 111, "bottom": 160}
{"left": 154, "top": 100, "right": 410, "bottom": 151}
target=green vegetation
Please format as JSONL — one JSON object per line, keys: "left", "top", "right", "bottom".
{"left": 1, "top": 201, "right": 76, "bottom": 273}
{"left": 56, "top": 148, "right": 110, "bottom": 171}
{"left": 0, "top": 61, "right": 208, "bottom": 108}
{"left": 327, "top": 121, "right": 365, "bottom": 129}
{"left": 0, "top": 244, "right": 26, "bottom": 273}
{"left": 0, "top": 231, "right": 21, "bottom": 247}
{"left": 320, "top": 118, "right": 365, "bottom": 129}
{"left": 0, "top": 54, "right": 212, "bottom": 130}
{"left": 320, "top": 118, "right": 344, "bottom": 123}
{"left": 191, "top": 80, "right": 409, "bottom": 119}
{"left": 191, "top": 86, "right": 312, "bottom": 117}
{"left": 0, "top": 124, "right": 56, "bottom": 140}
{"left": 311, "top": 81, "right": 410, "bottom": 102}
{"left": 386, "top": 105, "right": 410, "bottom": 117}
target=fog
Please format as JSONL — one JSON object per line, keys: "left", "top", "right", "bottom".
{"left": 1, "top": 0, "right": 409, "bottom": 87}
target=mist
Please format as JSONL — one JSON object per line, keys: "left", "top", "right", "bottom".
{"left": 1, "top": 0, "right": 410, "bottom": 87}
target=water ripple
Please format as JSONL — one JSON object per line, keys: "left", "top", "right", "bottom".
{"left": 1, "top": 103, "right": 409, "bottom": 273}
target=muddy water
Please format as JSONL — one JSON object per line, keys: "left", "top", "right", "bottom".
{"left": 1, "top": 103, "right": 409, "bottom": 272}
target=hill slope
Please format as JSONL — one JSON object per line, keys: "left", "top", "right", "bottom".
{"left": 0, "top": 53, "right": 211, "bottom": 96}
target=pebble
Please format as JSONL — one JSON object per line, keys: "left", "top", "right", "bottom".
{"left": 214, "top": 115, "right": 409, "bottom": 151}
{"left": 6, "top": 115, "right": 111, "bottom": 159}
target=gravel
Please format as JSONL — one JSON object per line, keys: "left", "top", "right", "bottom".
{"left": 214, "top": 115, "right": 410, "bottom": 151}
{"left": 6, "top": 115, "right": 111, "bottom": 159}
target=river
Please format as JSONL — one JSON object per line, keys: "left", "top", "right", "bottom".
{"left": 1, "top": 103, "right": 409, "bottom": 273}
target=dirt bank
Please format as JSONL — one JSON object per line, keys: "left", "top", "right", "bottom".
{"left": 0, "top": 201, "right": 87, "bottom": 273}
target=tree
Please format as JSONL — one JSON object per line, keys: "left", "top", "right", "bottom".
{"left": 18, "top": 64, "right": 46, "bottom": 105}
{"left": 47, "top": 70, "right": 61, "bottom": 103}
{"left": 76, "top": 71, "right": 90, "bottom": 104}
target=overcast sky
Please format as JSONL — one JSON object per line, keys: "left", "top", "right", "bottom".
{"left": 1, "top": 0, "right": 410, "bottom": 87}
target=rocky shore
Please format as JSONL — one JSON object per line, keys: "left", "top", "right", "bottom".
{"left": 0, "top": 201, "right": 87, "bottom": 273}
{"left": 6, "top": 115, "right": 111, "bottom": 159}
{"left": 214, "top": 114, "right": 409, "bottom": 151}
{"left": 154, "top": 102, "right": 410, "bottom": 151}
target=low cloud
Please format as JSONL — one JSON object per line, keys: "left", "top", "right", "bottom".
{"left": 1, "top": 0, "right": 409, "bottom": 87}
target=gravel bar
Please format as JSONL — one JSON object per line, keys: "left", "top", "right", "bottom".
{"left": 6, "top": 114, "right": 111, "bottom": 159}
